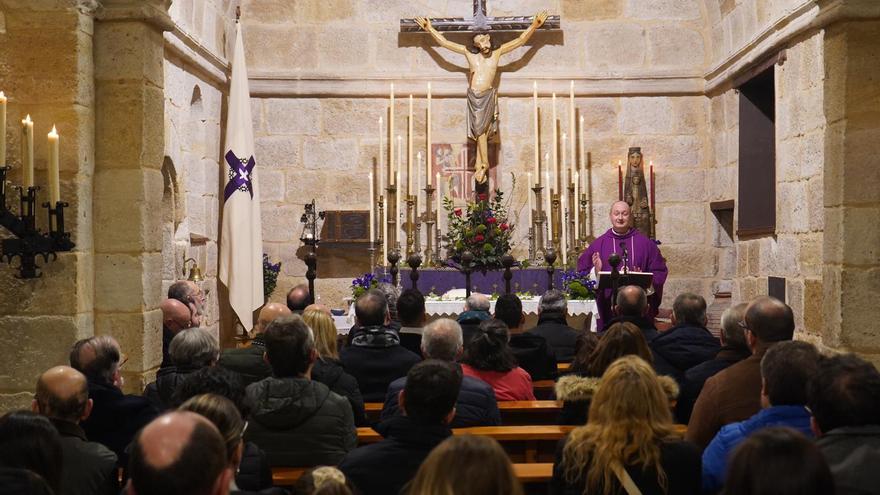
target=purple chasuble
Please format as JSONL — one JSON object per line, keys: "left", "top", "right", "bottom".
{"left": 577, "top": 228, "right": 668, "bottom": 331}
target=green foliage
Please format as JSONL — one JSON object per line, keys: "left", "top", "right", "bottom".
{"left": 443, "top": 179, "right": 515, "bottom": 269}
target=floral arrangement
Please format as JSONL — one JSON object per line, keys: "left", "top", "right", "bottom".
{"left": 350, "top": 272, "right": 390, "bottom": 299}
{"left": 443, "top": 187, "right": 514, "bottom": 270}
{"left": 561, "top": 269, "right": 597, "bottom": 300}
{"left": 262, "top": 253, "right": 282, "bottom": 301}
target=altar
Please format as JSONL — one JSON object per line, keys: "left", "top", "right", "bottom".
{"left": 396, "top": 267, "right": 563, "bottom": 296}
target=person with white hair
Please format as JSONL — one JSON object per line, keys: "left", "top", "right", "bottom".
{"left": 144, "top": 328, "right": 219, "bottom": 411}
{"left": 457, "top": 293, "right": 492, "bottom": 346}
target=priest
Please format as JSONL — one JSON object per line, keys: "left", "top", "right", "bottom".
{"left": 578, "top": 201, "right": 668, "bottom": 331}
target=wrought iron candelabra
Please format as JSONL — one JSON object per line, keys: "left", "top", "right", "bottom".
{"left": 0, "top": 166, "right": 74, "bottom": 278}
{"left": 300, "top": 199, "right": 325, "bottom": 305}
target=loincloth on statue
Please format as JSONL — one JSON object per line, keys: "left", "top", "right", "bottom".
{"left": 467, "top": 87, "right": 498, "bottom": 140}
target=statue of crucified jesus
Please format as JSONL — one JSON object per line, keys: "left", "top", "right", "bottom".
{"left": 415, "top": 11, "right": 548, "bottom": 185}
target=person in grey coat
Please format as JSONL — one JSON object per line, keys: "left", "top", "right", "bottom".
{"left": 245, "top": 315, "right": 356, "bottom": 467}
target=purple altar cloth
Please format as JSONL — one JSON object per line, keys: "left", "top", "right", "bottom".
{"left": 387, "top": 267, "right": 563, "bottom": 296}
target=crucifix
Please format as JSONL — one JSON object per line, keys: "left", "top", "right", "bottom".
{"left": 402, "top": 1, "right": 560, "bottom": 191}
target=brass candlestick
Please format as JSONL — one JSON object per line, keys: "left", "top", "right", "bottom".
{"left": 377, "top": 194, "right": 385, "bottom": 264}
{"left": 423, "top": 184, "right": 435, "bottom": 267}
{"left": 531, "top": 183, "right": 546, "bottom": 262}
{"left": 386, "top": 184, "right": 398, "bottom": 253}
{"left": 405, "top": 194, "right": 416, "bottom": 257}
{"left": 551, "top": 192, "right": 561, "bottom": 260}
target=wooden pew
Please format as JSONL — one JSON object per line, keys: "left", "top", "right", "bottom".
{"left": 557, "top": 362, "right": 570, "bottom": 372}
{"left": 271, "top": 463, "right": 553, "bottom": 488}
{"left": 364, "top": 400, "right": 563, "bottom": 425}
{"left": 532, "top": 379, "right": 556, "bottom": 400}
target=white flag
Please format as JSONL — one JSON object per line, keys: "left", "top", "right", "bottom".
{"left": 219, "top": 22, "right": 263, "bottom": 332}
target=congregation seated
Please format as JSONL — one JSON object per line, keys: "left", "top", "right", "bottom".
{"left": 721, "top": 427, "right": 833, "bottom": 495}
{"left": 555, "top": 322, "right": 673, "bottom": 425}
{"left": 809, "top": 353, "right": 880, "bottom": 495}
{"left": 303, "top": 307, "right": 366, "bottom": 426}
{"left": 179, "top": 394, "right": 286, "bottom": 495}
{"left": 687, "top": 296, "right": 794, "bottom": 449}
{"left": 128, "top": 411, "right": 233, "bottom": 495}
{"left": 702, "top": 341, "right": 820, "bottom": 492}
{"left": 246, "top": 315, "right": 356, "bottom": 467}
{"left": 0, "top": 411, "right": 64, "bottom": 494}
{"left": 0, "top": 467, "right": 55, "bottom": 495}
{"left": 496, "top": 293, "right": 557, "bottom": 381}
{"left": 220, "top": 303, "right": 291, "bottom": 386}
{"left": 382, "top": 318, "right": 501, "bottom": 427}
{"left": 339, "top": 360, "right": 461, "bottom": 495}
{"left": 457, "top": 293, "right": 492, "bottom": 346}
{"left": 564, "top": 331, "right": 599, "bottom": 375}
{"left": 173, "top": 366, "right": 273, "bottom": 492}
{"left": 340, "top": 289, "right": 421, "bottom": 402}
{"left": 159, "top": 298, "right": 195, "bottom": 369}
{"left": 527, "top": 290, "right": 581, "bottom": 362}
{"left": 397, "top": 288, "right": 427, "bottom": 355}
{"left": 460, "top": 319, "right": 536, "bottom": 401}
{"left": 286, "top": 283, "right": 310, "bottom": 314}
{"left": 144, "top": 327, "right": 219, "bottom": 411}
{"left": 32, "top": 366, "right": 118, "bottom": 495}
{"left": 407, "top": 435, "right": 523, "bottom": 495}
{"left": 676, "top": 303, "right": 751, "bottom": 423}
{"left": 604, "top": 285, "right": 659, "bottom": 342}
{"left": 550, "top": 355, "right": 701, "bottom": 495}
{"left": 69, "top": 335, "right": 158, "bottom": 466}
{"left": 649, "top": 292, "right": 720, "bottom": 383}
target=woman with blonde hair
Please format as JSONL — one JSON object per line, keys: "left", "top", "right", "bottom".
{"left": 407, "top": 435, "right": 523, "bottom": 495}
{"left": 551, "top": 355, "right": 700, "bottom": 495}
{"left": 302, "top": 308, "right": 366, "bottom": 425}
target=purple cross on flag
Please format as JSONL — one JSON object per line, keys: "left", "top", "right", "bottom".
{"left": 219, "top": 21, "right": 263, "bottom": 332}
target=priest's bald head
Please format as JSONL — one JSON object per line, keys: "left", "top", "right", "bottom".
{"left": 32, "top": 366, "right": 92, "bottom": 424}
{"left": 128, "top": 411, "right": 231, "bottom": 495}
{"left": 609, "top": 201, "right": 632, "bottom": 234}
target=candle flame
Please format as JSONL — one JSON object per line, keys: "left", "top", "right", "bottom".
{"left": 0, "top": 91, "right": 6, "bottom": 100}
{"left": 23, "top": 114, "right": 32, "bottom": 124}
{"left": 618, "top": 160, "right": 622, "bottom": 166}
{"left": 49, "top": 125, "right": 58, "bottom": 137}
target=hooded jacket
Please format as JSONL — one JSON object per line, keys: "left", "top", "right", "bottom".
{"left": 244, "top": 376, "right": 356, "bottom": 467}
{"left": 555, "top": 372, "right": 680, "bottom": 425}
{"left": 219, "top": 336, "right": 273, "bottom": 387}
{"left": 340, "top": 327, "right": 422, "bottom": 402}
{"left": 312, "top": 358, "right": 366, "bottom": 426}
{"left": 650, "top": 323, "right": 720, "bottom": 382}
{"left": 528, "top": 312, "right": 580, "bottom": 362}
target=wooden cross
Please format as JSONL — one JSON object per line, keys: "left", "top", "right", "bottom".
{"left": 400, "top": 0, "right": 560, "bottom": 33}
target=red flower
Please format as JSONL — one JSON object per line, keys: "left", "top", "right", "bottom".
{"left": 478, "top": 193, "right": 488, "bottom": 201}
{"left": 500, "top": 223, "right": 509, "bottom": 231}
{"left": 487, "top": 217, "right": 497, "bottom": 224}
{"left": 454, "top": 208, "right": 462, "bottom": 217}
{"left": 474, "top": 234, "right": 485, "bottom": 242}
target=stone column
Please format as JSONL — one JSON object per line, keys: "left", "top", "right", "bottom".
{"left": 0, "top": 0, "right": 98, "bottom": 410}
{"left": 822, "top": 17, "right": 880, "bottom": 362}
{"left": 93, "top": 0, "right": 172, "bottom": 390}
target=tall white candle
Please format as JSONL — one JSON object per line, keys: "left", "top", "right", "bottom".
{"left": 21, "top": 114, "right": 33, "bottom": 189}
{"left": 579, "top": 115, "right": 585, "bottom": 174}
{"left": 369, "top": 172, "right": 375, "bottom": 243}
{"left": 48, "top": 125, "right": 60, "bottom": 205}
{"left": 527, "top": 172, "right": 534, "bottom": 227}
{"left": 0, "top": 92, "right": 6, "bottom": 165}
{"left": 389, "top": 84, "right": 394, "bottom": 186}
{"left": 416, "top": 151, "right": 422, "bottom": 206}
{"left": 533, "top": 81, "right": 539, "bottom": 181}
{"left": 569, "top": 80, "right": 576, "bottom": 180}
{"left": 561, "top": 133, "right": 568, "bottom": 188}
{"left": 379, "top": 116, "right": 384, "bottom": 190}
{"left": 426, "top": 83, "right": 432, "bottom": 186}
{"left": 561, "top": 195, "right": 568, "bottom": 265}
{"left": 552, "top": 93, "right": 558, "bottom": 191}
{"left": 396, "top": 170, "right": 402, "bottom": 240}
{"left": 383, "top": 191, "right": 388, "bottom": 263}
{"left": 573, "top": 171, "right": 580, "bottom": 243}
{"left": 396, "top": 135, "right": 402, "bottom": 186}
{"left": 408, "top": 95, "right": 413, "bottom": 196}
{"left": 543, "top": 165, "right": 551, "bottom": 235}
{"left": 435, "top": 173, "right": 442, "bottom": 233}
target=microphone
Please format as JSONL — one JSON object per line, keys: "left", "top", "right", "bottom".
{"left": 608, "top": 253, "right": 621, "bottom": 270}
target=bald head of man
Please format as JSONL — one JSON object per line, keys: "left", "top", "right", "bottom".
{"left": 32, "top": 366, "right": 92, "bottom": 424}
{"left": 614, "top": 285, "right": 648, "bottom": 317}
{"left": 609, "top": 200, "right": 632, "bottom": 233}
{"left": 161, "top": 299, "right": 193, "bottom": 334}
{"left": 744, "top": 296, "right": 795, "bottom": 350}
{"left": 286, "top": 284, "right": 311, "bottom": 314}
{"left": 128, "top": 411, "right": 231, "bottom": 495}
{"left": 254, "top": 302, "right": 292, "bottom": 335}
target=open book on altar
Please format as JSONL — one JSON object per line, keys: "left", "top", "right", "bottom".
{"left": 596, "top": 271, "right": 654, "bottom": 291}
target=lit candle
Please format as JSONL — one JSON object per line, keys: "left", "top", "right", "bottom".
{"left": 48, "top": 125, "right": 60, "bottom": 205}
{"left": 543, "top": 164, "right": 551, "bottom": 235}
{"left": 569, "top": 80, "right": 576, "bottom": 180}
{"left": 383, "top": 190, "right": 388, "bottom": 264}
{"left": 0, "top": 92, "right": 6, "bottom": 165}
{"left": 408, "top": 95, "right": 413, "bottom": 196}
{"left": 533, "top": 81, "right": 539, "bottom": 180}
{"left": 527, "top": 172, "right": 534, "bottom": 227}
{"left": 426, "top": 83, "right": 432, "bottom": 186}
{"left": 21, "top": 114, "right": 34, "bottom": 189}
{"left": 379, "top": 116, "right": 384, "bottom": 190}
{"left": 574, "top": 171, "right": 580, "bottom": 243}
{"left": 396, "top": 170, "right": 402, "bottom": 237}
{"left": 561, "top": 195, "right": 568, "bottom": 265}
{"left": 389, "top": 84, "right": 394, "bottom": 186}
{"left": 369, "top": 172, "right": 375, "bottom": 243}
{"left": 561, "top": 133, "right": 567, "bottom": 188}
{"left": 396, "top": 135, "right": 402, "bottom": 186}
{"left": 552, "top": 93, "right": 558, "bottom": 191}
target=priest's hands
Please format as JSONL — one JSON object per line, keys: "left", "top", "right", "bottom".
{"left": 592, "top": 252, "right": 602, "bottom": 273}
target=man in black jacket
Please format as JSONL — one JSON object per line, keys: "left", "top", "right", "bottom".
{"left": 397, "top": 289, "right": 427, "bottom": 355}
{"left": 245, "top": 314, "right": 356, "bottom": 467}
{"left": 341, "top": 289, "right": 421, "bottom": 401}
{"left": 219, "top": 302, "right": 291, "bottom": 386}
{"left": 382, "top": 318, "right": 501, "bottom": 427}
{"left": 650, "top": 293, "right": 720, "bottom": 383}
{"left": 605, "top": 285, "right": 660, "bottom": 342}
{"left": 69, "top": 336, "right": 158, "bottom": 467}
{"left": 677, "top": 302, "right": 751, "bottom": 423}
{"left": 528, "top": 290, "right": 581, "bottom": 362}
{"left": 144, "top": 327, "right": 219, "bottom": 411}
{"left": 32, "top": 366, "right": 117, "bottom": 495}
{"left": 495, "top": 293, "right": 557, "bottom": 381}
{"left": 340, "top": 360, "right": 460, "bottom": 495}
